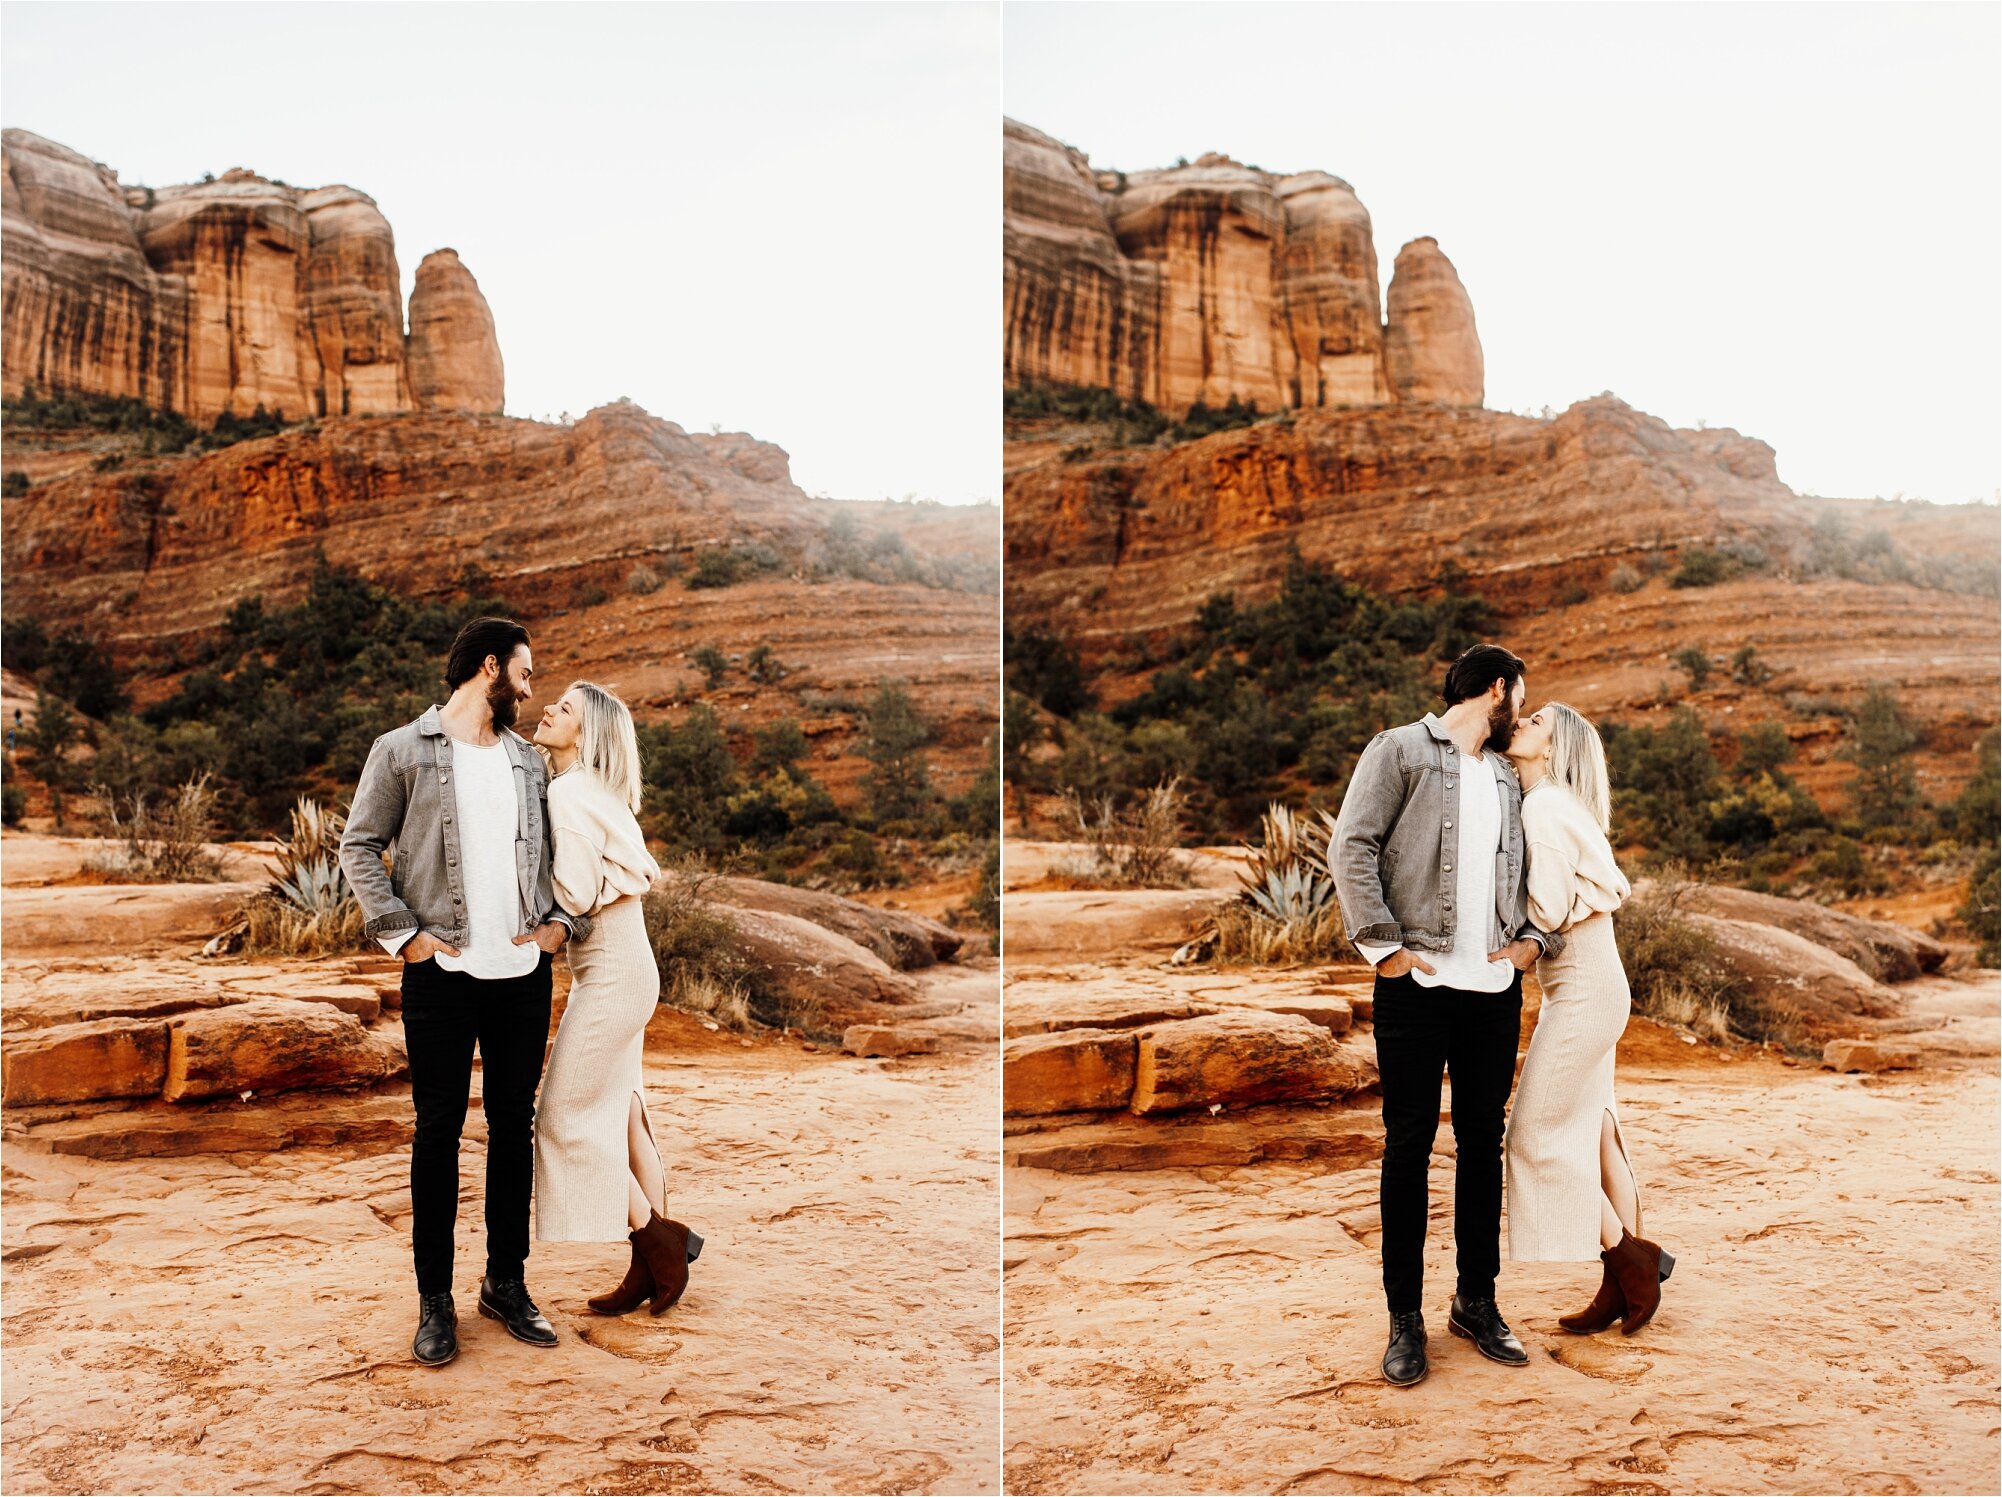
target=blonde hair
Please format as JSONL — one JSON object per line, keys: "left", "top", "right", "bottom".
{"left": 1545, "top": 701, "right": 1612, "bottom": 832}
{"left": 563, "top": 680, "right": 644, "bottom": 813}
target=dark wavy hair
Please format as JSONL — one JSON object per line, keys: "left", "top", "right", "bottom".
{"left": 1441, "top": 643, "right": 1526, "bottom": 706}
{"left": 444, "top": 616, "right": 531, "bottom": 690}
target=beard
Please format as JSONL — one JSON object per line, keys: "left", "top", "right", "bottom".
{"left": 487, "top": 674, "right": 524, "bottom": 733}
{"left": 1484, "top": 693, "right": 1518, "bottom": 754}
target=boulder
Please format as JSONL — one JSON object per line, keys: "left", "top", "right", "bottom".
{"left": 1003, "top": 1028, "right": 1139, "bottom": 1115}
{"left": 1673, "top": 884, "right": 1947, "bottom": 983}
{"left": 2, "top": 1017, "right": 168, "bottom": 1105}
{"left": 1130, "top": 1009, "right": 1378, "bottom": 1116}
{"left": 840, "top": 1025, "right": 939, "bottom": 1059}
{"left": 694, "top": 874, "right": 962, "bottom": 968}
{"left": 161, "top": 999, "right": 406, "bottom": 1102}
{"left": 1687, "top": 914, "right": 1906, "bottom": 1039}
{"left": 718, "top": 906, "right": 921, "bottom": 1034}
{"left": 1822, "top": 1039, "right": 1918, "bottom": 1074}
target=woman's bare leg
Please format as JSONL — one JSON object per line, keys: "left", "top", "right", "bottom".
{"left": 627, "top": 1175, "right": 652, "bottom": 1232}
{"left": 627, "top": 1092, "right": 666, "bottom": 1219}
{"left": 1600, "top": 1111, "right": 1641, "bottom": 1242}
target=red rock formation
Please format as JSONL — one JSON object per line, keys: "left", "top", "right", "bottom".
{"left": 1003, "top": 119, "right": 1469, "bottom": 415}
{"left": 2, "top": 129, "right": 491, "bottom": 422}
{"left": 1384, "top": 236, "right": 1483, "bottom": 405}
{"left": 406, "top": 248, "right": 503, "bottom": 413}
{"left": 1, "top": 130, "right": 191, "bottom": 411}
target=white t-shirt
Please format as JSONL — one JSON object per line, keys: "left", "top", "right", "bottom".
{"left": 1357, "top": 747, "right": 1515, "bottom": 994}
{"left": 432, "top": 738, "right": 540, "bottom": 980}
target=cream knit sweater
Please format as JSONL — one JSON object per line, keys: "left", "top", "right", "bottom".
{"left": 549, "top": 767, "right": 661, "bottom": 918}
{"left": 1522, "top": 780, "right": 1632, "bottom": 933}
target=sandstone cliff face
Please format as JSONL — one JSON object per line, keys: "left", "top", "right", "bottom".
{"left": 1003, "top": 119, "right": 1474, "bottom": 414}
{"left": 2, "top": 130, "right": 490, "bottom": 422}
{"left": 405, "top": 249, "right": 503, "bottom": 413}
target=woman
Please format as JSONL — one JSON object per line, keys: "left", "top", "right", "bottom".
{"left": 532, "top": 680, "right": 703, "bottom": 1314}
{"left": 1502, "top": 702, "right": 1674, "bottom": 1334}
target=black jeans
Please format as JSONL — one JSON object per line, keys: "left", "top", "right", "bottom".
{"left": 1374, "top": 966, "right": 1524, "bottom": 1314}
{"left": 400, "top": 952, "right": 553, "bottom": 1296}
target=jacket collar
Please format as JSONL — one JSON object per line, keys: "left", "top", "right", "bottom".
{"left": 1421, "top": 711, "right": 1523, "bottom": 787}
{"left": 416, "top": 705, "right": 533, "bottom": 766}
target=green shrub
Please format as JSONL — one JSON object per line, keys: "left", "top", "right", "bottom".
{"left": 626, "top": 564, "right": 663, "bottom": 595}
{"left": 1670, "top": 547, "right": 1733, "bottom": 588}
{"left": 1, "top": 780, "right": 24, "bottom": 825}
{"left": 1672, "top": 646, "right": 1713, "bottom": 688}
{"left": 1608, "top": 563, "right": 1644, "bottom": 594}
{"left": 691, "top": 646, "right": 729, "bottom": 688}
{"left": 1960, "top": 847, "right": 1999, "bottom": 966}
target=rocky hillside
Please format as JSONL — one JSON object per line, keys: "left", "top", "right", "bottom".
{"left": 1003, "top": 118, "right": 1481, "bottom": 415}
{"left": 3, "top": 128, "right": 499, "bottom": 419}
{"left": 1007, "top": 393, "right": 1995, "bottom": 802}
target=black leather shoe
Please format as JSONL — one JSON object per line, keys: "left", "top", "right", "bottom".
{"left": 412, "top": 1291, "right": 458, "bottom": 1366}
{"left": 478, "top": 1275, "right": 558, "bottom": 1347}
{"left": 1449, "top": 1293, "right": 1528, "bottom": 1365}
{"left": 1381, "top": 1310, "right": 1428, "bottom": 1386}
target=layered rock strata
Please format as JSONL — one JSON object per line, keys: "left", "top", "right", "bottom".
{"left": 2, "top": 129, "right": 498, "bottom": 420}
{"left": 1003, "top": 118, "right": 1479, "bottom": 413}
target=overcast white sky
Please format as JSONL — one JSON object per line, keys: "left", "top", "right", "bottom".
{"left": 2, "top": 1, "right": 1000, "bottom": 503}
{"left": 1004, "top": 1, "right": 2001, "bottom": 506}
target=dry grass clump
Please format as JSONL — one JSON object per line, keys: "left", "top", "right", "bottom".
{"left": 643, "top": 875, "right": 761, "bottom": 1031}
{"left": 1211, "top": 897, "right": 1349, "bottom": 965}
{"left": 1180, "top": 802, "right": 1352, "bottom": 966}
{"left": 86, "top": 774, "right": 227, "bottom": 883}
{"left": 1053, "top": 778, "right": 1190, "bottom": 888}
{"left": 237, "top": 797, "right": 365, "bottom": 957}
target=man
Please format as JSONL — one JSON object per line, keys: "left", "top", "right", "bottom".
{"left": 1331, "top": 643, "right": 1563, "bottom": 1387}
{"left": 340, "top": 616, "right": 591, "bottom": 1368}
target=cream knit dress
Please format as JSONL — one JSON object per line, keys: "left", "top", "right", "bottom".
{"left": 533, "top": 768, "right": 663, "bottom": 1242}
{"left": 1504, "top": 781, "right": 1637, "bottom": 1261}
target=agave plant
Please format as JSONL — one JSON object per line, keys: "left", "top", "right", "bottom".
{"left": 270, "top": 797, "right": 356, "bottom": 916}
{"left": 1235, "top": 803, "right": 1340, "bottom": 922}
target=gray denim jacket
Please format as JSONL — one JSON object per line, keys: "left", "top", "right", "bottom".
{"left": 338, "top": 706, "right": 593, "bottom": 949}
{"left": 1330, "top": 714, "right": 1563, "bottom": 959}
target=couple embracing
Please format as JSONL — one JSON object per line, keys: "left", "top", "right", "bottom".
{"left": 1332, "top": 643, "right": 1675, "bottom": 1387}
{"left": 338, "top": 616, "right": 704, "bottom": 1368}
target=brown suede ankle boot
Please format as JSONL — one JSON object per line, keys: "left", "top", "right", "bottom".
{"left": 1557, "top": 1261, "right": 1625, "bottom": 1335}
{"left": 631, "top": 1211, "right": 702, "bottom": 1315}
{"left": 1603, "top": 1229, "right": 1674, "bottom": 1334}
{"left": 587, "top": 1241, "right": 654, "bottom": 1316}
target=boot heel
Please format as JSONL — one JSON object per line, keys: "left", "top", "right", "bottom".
{"left": 1657, "top": 1250, "right": 1675, "bottom": 1282}
{"left": 686, "top": 1230, "right": 704, "bottom": 1263}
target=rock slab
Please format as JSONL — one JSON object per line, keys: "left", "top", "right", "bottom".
{"left": 2, "top": 1017, "right": 168, "bottom": 1105}
{"left": 841, "top": 1025, "right": 938, "bottom": 1059}
{"left": 161, "top": 999, "right": 406, "bottom": 1102}
{"left": 1822, "top": 1038, "right": 1918, "bottom": 1073}
{"left": 1003, "top": 1027, "right": 1140, "bottom": 1115}
{"left": 1130, "top": 1009, "right": 1377, "bottom": 1115}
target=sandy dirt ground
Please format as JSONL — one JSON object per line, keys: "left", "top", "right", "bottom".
{"left": 2, "top": 944, "right": 1001, "bottom": 1495}
{"left": 1003, "top": 952, "right": 2000, "bottom": 1495}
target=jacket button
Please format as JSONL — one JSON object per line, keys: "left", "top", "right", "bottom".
{"left": 1443, "top": 820, "right": 1454, "bottom": 829}
{"left": 1443, "top": 864, "right": 1454, "bottom": 872}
